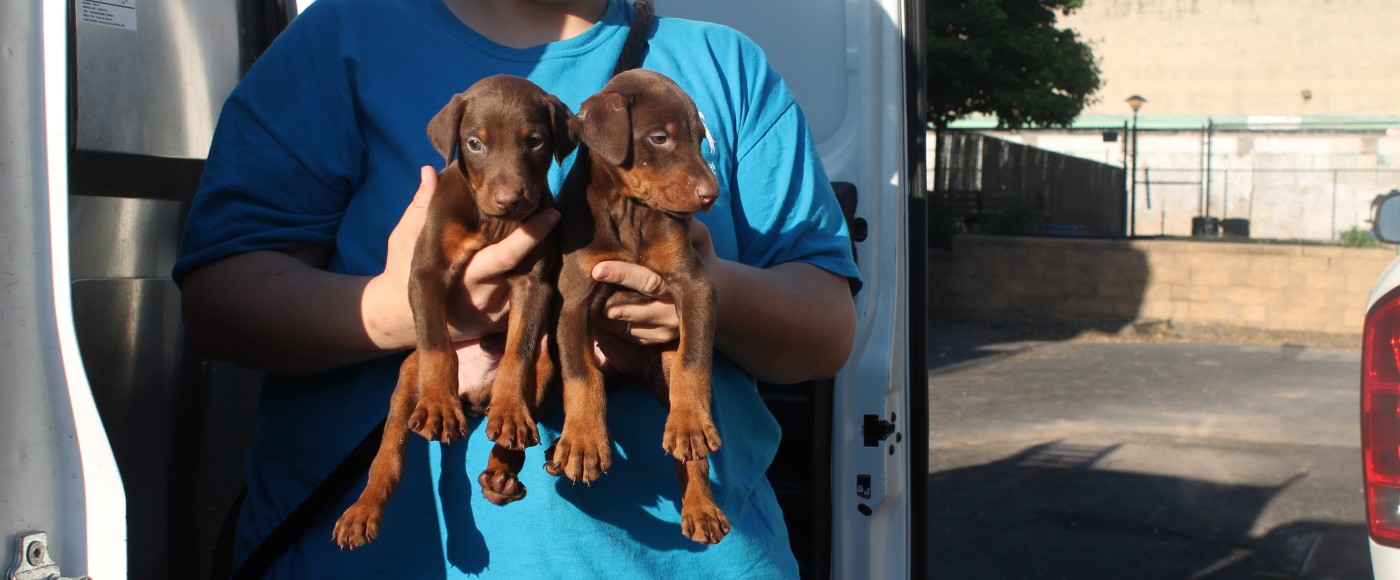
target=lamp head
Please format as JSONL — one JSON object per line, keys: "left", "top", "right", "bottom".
{"left": 1126, "top": 95, "right": 1147, "bottom": 113}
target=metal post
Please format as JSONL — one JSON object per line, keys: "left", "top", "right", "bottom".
{"left": 1204, "top": 119, "right": 1214, "bottom": 219}
{"left": 1121, "top": 121, "right": 1130, "bottom": 235}
{"left": 1130, "top": 112, "right": 1139, "bottom": 237}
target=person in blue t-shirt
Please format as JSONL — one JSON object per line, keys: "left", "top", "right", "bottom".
{"left": 175, "top": 0, "right": 858, "bottom": 577}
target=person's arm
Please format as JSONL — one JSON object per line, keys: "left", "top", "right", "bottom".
{"left": 181, "top": 248, "right": 392, "bottom": 375}
{"left": 707, "top": 259, "right": 855, "bottom": 383}
{"left": 180, "top": 167, "right": 559, "bottom": 376}
{"left": 590, "top": 220, "right": 856, "bottom": 385}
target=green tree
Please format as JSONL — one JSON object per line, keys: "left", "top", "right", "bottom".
{"left": 926, "top": 0, "right": 1101, "bottom": 130}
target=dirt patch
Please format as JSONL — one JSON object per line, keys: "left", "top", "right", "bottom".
{"left": 932, "top": 318, "right": 1362, "bottom": 349}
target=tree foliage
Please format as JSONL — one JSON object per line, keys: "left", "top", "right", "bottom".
{"left": 926, "top": 0, "right": 1102, "bottom": 129}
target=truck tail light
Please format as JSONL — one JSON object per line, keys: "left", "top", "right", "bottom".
{"left": 1364, "top": 286, "right": 1400, "bottom": 548}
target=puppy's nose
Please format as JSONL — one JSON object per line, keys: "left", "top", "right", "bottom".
{"left": 696, "top": 184, "right": 718, "bottom": 207}
{"left": 494, "top": 188, "right": 523, "bottom": 210}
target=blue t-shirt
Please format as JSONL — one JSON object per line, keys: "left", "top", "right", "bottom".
{"left": 175, "top": 0, "right": 859, "bottom": 577}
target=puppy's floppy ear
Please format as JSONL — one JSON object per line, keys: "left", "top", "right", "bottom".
{"left": 573, "top": 91, "right": 632, "bottom": 166}
{"left": 544, "top": 93, "right": 577, "bottom": 164}
{"left": 427, "top": 92, "right": 468, "bottom": 164}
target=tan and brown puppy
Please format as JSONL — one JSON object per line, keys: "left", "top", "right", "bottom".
{"left": 332, "top": 75, "right": 573, "bottom": 550}
{"left": 546, "top": 69, "right": 729, "bottom": 544}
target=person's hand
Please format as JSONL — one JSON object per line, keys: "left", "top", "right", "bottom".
{"left": 375, "top": 166, "right": 560, "bottom": 345}
{"left": 590, "top": 218, "right": 718, "bottom": 345}
{"left": 589, "top": 219, "right": 720, "bottom": 379}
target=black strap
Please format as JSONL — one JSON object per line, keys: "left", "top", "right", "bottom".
{"left": 210, "top": 486, "right": 246, "bottom": 579}
{"left": 220, "top": 419, "right": 385, "bottom": 580}
{"left": 215, "top": 4, "right": 656, "bottom": 577}
{"left": 612, "top": 0, "right": 654, "bottom": 76}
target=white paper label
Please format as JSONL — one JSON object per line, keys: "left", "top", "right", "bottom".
{"left": 79, "top": 0, "right": 137, "bottom": 31}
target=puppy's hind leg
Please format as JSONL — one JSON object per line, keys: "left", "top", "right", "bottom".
{"left": 477, "top": 446, "right": 529, "bottom": 505}
{"left": 333, "top": 353, "right": 419, "bottom": 550}
{"left": 675, "top": 456, "right": 729, "bottom": 545}
{"left": 481, "top": 328, "right": 557, "bottom": 505}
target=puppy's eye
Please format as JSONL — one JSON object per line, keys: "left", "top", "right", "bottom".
{"left": 648, "top": 132, "right": 669, "bottom": 145}
{"left": 525, "top": 135, "right": 545, "bottom": 149}
{"left": 465, "top": 138, "right": 485, "bottom": 152}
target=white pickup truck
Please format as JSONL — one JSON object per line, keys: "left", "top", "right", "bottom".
{"left": 1, "top": 0, "right": 927, "bottom": 578}
{"left": 1362, "top": 191, "right": 1400, "bottom": 578}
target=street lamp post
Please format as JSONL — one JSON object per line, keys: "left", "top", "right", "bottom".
{"left": 1126, "top": 95, "right": 1147, "bottom": 237}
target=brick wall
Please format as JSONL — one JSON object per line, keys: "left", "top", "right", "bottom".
{"left": 929, "top": 236, "right": 1398, "bottom": 334}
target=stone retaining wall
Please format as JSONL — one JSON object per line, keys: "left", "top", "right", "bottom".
{"left": 929, "top": 236, "right": 1398, "bottom": 334}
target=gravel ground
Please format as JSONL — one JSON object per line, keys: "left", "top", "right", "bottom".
{"left": 931, "top": 318, "right": 1363, "bottom": 349}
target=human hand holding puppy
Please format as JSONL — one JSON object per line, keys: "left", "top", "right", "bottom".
{"left": 591, "top": 218, "right": 718, "bottom": 346}
{"left": 179, "top": 166, "right": 558, "bottom": 377}
{"left": 367, "top": 166, "right": 561, "bottom": 349}
{"left": 365, "top": 165, "right": 559, "bottom": 399}
{"left": 591, "top": 216, "right": 855, "bottom": 386}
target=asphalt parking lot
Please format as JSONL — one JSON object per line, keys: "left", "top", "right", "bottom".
{"left": 926, "top": 328, "right": 1370, "bottom": 579}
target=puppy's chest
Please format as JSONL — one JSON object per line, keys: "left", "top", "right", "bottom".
{"left": 476, "top": 218, "right": 521, "bottom": 246}
{"left": 604, "top": 202, "right": 677, "bottom": 258}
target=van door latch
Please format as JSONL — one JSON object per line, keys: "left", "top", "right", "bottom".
{"left": 9, "top": 532, "right": 91, "bottom": 580}
{"left": 862, "top": 413, "right": 897, "bottom": 447}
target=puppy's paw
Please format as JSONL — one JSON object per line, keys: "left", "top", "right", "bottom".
{"left": 543, "top": 426, "right": 612, "bottom": 484}
{"left": 332, "top": 503, "right": 383, "bottom": 550}
{"left": 478, "top": 467, "right": 528, "bottom": 505}
{"left": 680, "top": 501, "right": 730, "bottom": 545}
{"left": 662, "top": 408, "right": 722, "bottom": 461}
{"left": 408, "top": 390, "right": 468, "bottom": 443}
{"left": 485, "top": 400, "right": 539, "bottom": 450}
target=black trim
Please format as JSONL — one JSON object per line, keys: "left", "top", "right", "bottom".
{"left": 68, "top": 150, "right": 205, "bottom": 201}
{"left": 759, "top": 380, "right": 834, "bottom": 580}
{"left": 904, "top": 0, "right": 930, "bottom": 577}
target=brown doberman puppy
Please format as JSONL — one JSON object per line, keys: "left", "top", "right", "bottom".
{"left": 546, "top": 69, "right": 729, "bottom": 544}
{"left": 332, "top": 75, "right": 574, "bottom": 550}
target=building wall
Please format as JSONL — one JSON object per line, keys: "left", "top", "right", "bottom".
{"left": 930, "top": 236, "right": 1396, "bottom": 335}
{"left": 1060, "top": 0, "right": 1400, "bottom": 118}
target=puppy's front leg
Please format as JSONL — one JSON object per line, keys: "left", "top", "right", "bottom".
{"left": 485, "top": 264, "right": 551, "bottom": 450}
{"left": 407, "top": 218, "right": 482, "bottom": 443}
{"left": 658, "top": 262, "right": 721, "bottom": 461}
{"left": 546, "top": 258, "right": 612, "bottom": 483}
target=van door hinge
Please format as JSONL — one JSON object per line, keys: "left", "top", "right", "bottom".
{"left": 9, "top": 533, "right": 90, "bottom": 580}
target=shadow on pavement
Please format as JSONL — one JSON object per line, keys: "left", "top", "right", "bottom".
{"left": 926, "top": 441, "right": 1372, "bottom": 579}
{"left": 926, "top": 321, "right": 1098, "bottom": 373}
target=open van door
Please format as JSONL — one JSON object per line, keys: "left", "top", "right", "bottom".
{"left": 3, "top": 0, "right": 127, "bottom": 577}
{"left": 668, "top": 2, "right": 928, "bottom": 578}
{"left": 5, "top": 0, "right": 290, "bottom": 578}
{"left": 6, "top": 0, "right": 925, "bottom": 577}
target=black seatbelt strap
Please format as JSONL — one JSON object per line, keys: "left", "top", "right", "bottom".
{"left": 220, "top": 419, "right": 385, "bottom": 580}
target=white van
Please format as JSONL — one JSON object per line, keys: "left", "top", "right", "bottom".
{"left": 1, "top": 0, "right": 926, "bottom": 577}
